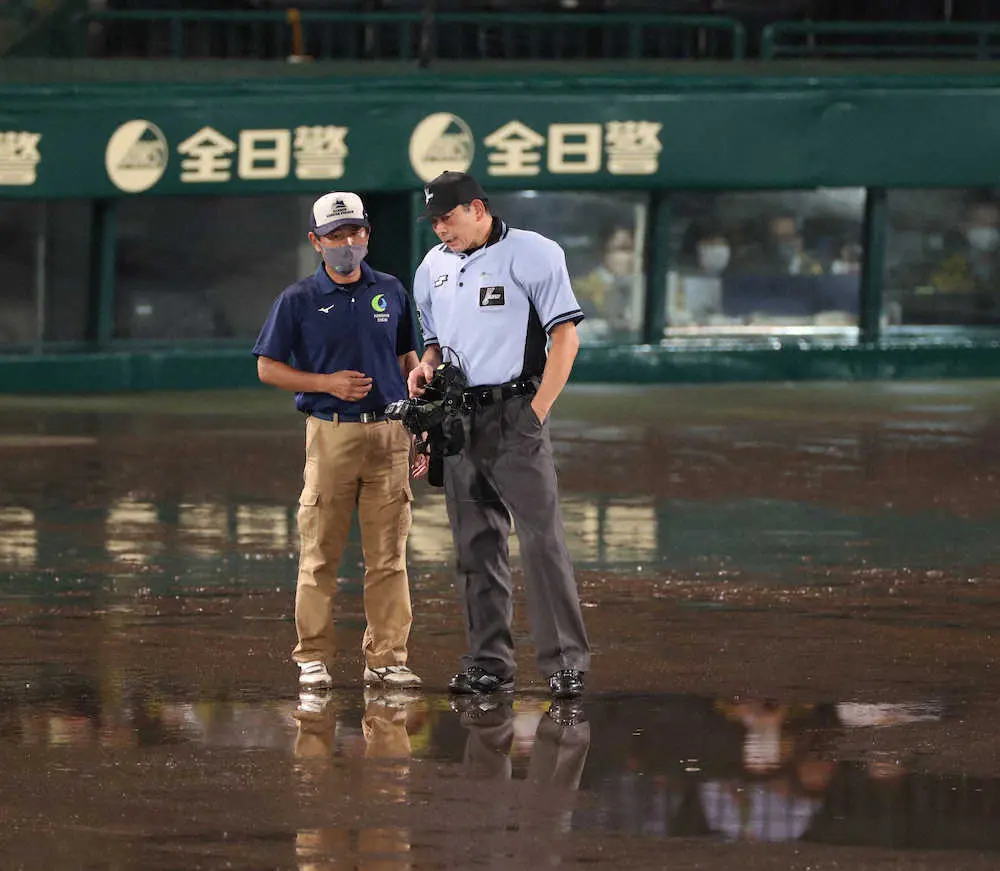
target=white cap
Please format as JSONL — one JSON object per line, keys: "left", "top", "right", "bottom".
{"left": 310, "top": 191, "right": 369, "bottom": 236}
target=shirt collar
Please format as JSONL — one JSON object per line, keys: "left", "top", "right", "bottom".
{"left": 315, "top": 261, "right": 376, "bottom": 294}
{"left": 454, "top": 217, "right": 506, "bottom": 258}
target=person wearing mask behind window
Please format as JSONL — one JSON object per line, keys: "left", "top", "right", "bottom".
{"left": 748, "top": 214, "right": 824, "bottom": 278}
{"left": 666, "top": 224, "right": 732, "bottom": 328}
{"left": 695, "top": 228, "right": 732, "bottom": 278}
{"left": 923, "top": 200, "right": 1000, "bottom": 300}
{"left": 574, "top": 224, "right": 640, "bottom": 341}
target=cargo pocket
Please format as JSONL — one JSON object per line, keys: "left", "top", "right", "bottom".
{"left": 297, "top": 486, "right": 321, "bottom": 545}
{"left": 396, "top": 482, "right": 413, "bottom": 539}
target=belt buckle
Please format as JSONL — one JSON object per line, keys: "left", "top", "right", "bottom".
{"left": 359, "top": 411, "right": 378, "bottom": 423}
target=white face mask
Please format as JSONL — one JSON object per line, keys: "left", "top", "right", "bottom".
{"left": 697, "top": 243, "right": 731, "bottom": 275}
{"left": 967, "top": 226, "right": 1000, "bottom": 252}
{"left": 604, "top": 250, "right": 633, "bottom": 277}
{"left": 831, "top": 259, "right": 859, "bottom": 275}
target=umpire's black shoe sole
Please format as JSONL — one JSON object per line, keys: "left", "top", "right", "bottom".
{"left": 449, "top": 668, "right": 515, "bottom": 695}
{"left": 548, "top": 669, "right": 585, "bottom": 699}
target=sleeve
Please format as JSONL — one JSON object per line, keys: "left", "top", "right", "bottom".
{"left": 395, "top": 282, "right": 419, "bottom": 357}
{"left": 251, "top": 289, "right": 297, "bottom": 362}
{"left": 412, "top": 255, "right": 439, "bottom": 346}
{"left": 515, "top": 237, "right": 585, "bottom": 334}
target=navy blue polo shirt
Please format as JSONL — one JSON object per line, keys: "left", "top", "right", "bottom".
{"left": 253, "top": 262, "right": 418, "bottom": 416}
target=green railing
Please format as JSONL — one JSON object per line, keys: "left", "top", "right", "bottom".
{"left": 762, "top": 21, "right": 1000, "bottom": 60}
{"left": 71, "top": 10, "right": 746, "bottom": 63}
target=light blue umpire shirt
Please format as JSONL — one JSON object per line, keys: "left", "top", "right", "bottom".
{"left": 412, "top": 218, "right": 585, "bottom": 387}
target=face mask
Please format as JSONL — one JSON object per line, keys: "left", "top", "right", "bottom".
{"left": 604, "top": 250, "right": 633, "bottom": 277}
{"left": 831, "top": 260, "right": 859, "bottom": 275}
{"left": 777, "top": 240, "right": 799, "bottom": 262}
{"left": 698, "top": 243, "right": 730, "bottom": 275}
{"left": 321, "top": 243, "right": 367, "bottom": 275}
{"left": 967, "top": 227, "right": 1000, "bottom": 252}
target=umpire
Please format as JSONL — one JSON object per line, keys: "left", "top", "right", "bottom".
{"left": 254, "top": 191, "right": 425, "bottom": 695}
{"left": 408, "top": 171, "right": 591, "bottom": 699}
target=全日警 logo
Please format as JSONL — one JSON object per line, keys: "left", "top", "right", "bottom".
{"left": 409, "top": 113, "right": 474, "bottom": 183}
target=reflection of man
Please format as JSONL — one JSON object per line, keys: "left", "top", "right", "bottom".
{"left": 700, "top": 699, "right": 836, "bottom": 843}
{"left": 458, "top": 699, "right": 593, "bottom": 777}
{"left": 574, "top": 224, "right": 640, "bottom": 340}
{"left": 456, "top": 697, "right": 591, "bottom": 843}
{"left": 293, "top": 692, "right": 418, "bottom": 870}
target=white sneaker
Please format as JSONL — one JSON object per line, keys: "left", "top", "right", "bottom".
{"left": 298, "top": 660, "right": 333, "bottom": 690}
{"left": 363, "top": 664, "right": 422, "bottom": 689}
{"left": 297, "top": 692, "right": 333, "bottom": 715}
{"left": 363, "top": 685, "right": 423, "bottom": 708}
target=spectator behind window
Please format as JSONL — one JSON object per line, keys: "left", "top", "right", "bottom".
{"left": 741, "top": 214, "right": 824, "bottom": 277}
{"left": 831, "top": 241, "right": 862, "bottom": 276}
{"left": 574, "top": 224, "right": 640, "bottom": 341}
{"left": 921, "top": 199, "right": 1000, "bottom": 294}
{"left": 695, "top": 227, "right": 733, "bottom": 277}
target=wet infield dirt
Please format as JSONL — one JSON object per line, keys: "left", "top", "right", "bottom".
{"left": 2, "top": 381, "right": 1000, "bottom": 869}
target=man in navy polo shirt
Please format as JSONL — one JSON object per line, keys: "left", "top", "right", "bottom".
{"left": 254, "top": 191, "right": 424, "bottom": 695}
{"left": 408, "top": 171, "right": 591, "bottom": 700}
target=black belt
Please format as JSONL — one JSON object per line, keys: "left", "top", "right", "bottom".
{"left": 309, "top": 410, "right": 387, "bottom": 423}
{"left": 462, "top": 379, "right": 537, "bottom": 412}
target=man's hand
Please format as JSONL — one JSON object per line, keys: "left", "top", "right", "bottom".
{"left": 407, "top": 362, "right": 436, "bottom": 398}
{"left": 530, "top": 396, "right": 550, "bottom": 424}
{"left": 409, "top": 433, "right": 429, "bottom": 479}
{"left": 323, "top": 370, "right": 372, "bottom": 402}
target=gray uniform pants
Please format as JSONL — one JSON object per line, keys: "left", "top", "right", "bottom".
{"left": 442, "top": 393, "right": 590, "bottom": 680}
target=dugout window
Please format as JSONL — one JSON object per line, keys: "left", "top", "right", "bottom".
{"left": 113, "top": 195, "right": 313, "bottom": 342}
{"left": 487, "top": 190, "right": 649, "bottom": 345}
{"left": 884, "top": 189, "right": 1000, "bottom": 330}
{"left": 663, "top": 189, "right": 865, "bottom": 338}
{"left": 0, "top": 200, "right": 92, "bottom": 349}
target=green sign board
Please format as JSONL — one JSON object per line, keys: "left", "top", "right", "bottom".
{"left": 3, "top": 76, "right": 1000, "bottom": 198}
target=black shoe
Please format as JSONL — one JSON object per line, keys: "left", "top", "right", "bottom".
{"left": 450, "top": 695, "right": 513, "bottom": 726}
{"left": 449, "top": 665, "right": 515, "bottom": 695}
{"left": 548, "top": 669, "right": 584, "bottom": 699}
{"left": 546, "top": 699, "right": 587, "bottom": 727}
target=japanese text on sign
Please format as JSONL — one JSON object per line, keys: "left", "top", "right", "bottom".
{"left": 483, "top": 120, "right": 662, "bottom": 177}
{"left": 177, "top": 125, "right": 349, "bottom": 183}
{"left": 0, "top": 131, "right": 42, "bottom": 186}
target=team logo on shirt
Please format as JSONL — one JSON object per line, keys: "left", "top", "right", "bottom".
{"left": 434, "top": 274, "right": 449, "bottom": 288}
{"left": 371, "top": 293, "right": 391, "bottom": 324}
{"left": 479, "top": 285, "right": 505, "bottom": 307}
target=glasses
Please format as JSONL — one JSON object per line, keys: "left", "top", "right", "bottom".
{"left": 321, "top": 226, "right": 369, "bottom": 247}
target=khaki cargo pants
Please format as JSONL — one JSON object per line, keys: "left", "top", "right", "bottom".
{"left": 293, "top": 415, "right": 414, "bottom": 669}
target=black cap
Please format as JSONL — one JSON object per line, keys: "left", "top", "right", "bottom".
{"left": 422, "top": 171, "right": 488, "bottom": 219}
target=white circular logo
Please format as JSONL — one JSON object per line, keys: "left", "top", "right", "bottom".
{"left": 105, "top": 120, "right": 168, "bottom": 193}
{"left": 408, "top": 113, "right": 474, "bottom": 183}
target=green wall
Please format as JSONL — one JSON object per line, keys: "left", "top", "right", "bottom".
{"left": 5, "top": 63, "right": 1000, "bottom": 390}
{"left": 5, "top": 67, "right": 1000, "bottom": 199}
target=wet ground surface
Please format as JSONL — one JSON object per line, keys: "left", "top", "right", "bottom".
{"left": 2, "top": 381, "right": 1000, "bottom": 869}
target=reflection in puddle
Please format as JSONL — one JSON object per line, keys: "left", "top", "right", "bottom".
{"left": 4, "top": 682, "right": 993, "bottom": 856}
{"left": 0, "top": 506, "right": 36, "bottom": 567}
{"left": 4, "top": 493, "right": 1000, "bottom": 585}
{"left": 177, "top": 503, "right": 228, "bottom": 556}
{"left": 236, "top": 504, "right": 291, "bottom": 550}
{"left": 105, "top": 498, "right": 162, "bottom": 565}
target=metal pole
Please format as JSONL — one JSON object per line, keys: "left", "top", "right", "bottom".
{"left": 419, "top": 0, "right": 435, "bottom": 69}
{"left": 859, "top": 187, "right": 887, "bottom": 345}
{"left": 642, "top": 191, "right": 670, "bottom": 346}
{"left": 87, "top": 199, "right": 117, "bottom": 348}
{"left": 33, "top": 202, "right": 47, "bottom": 355}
